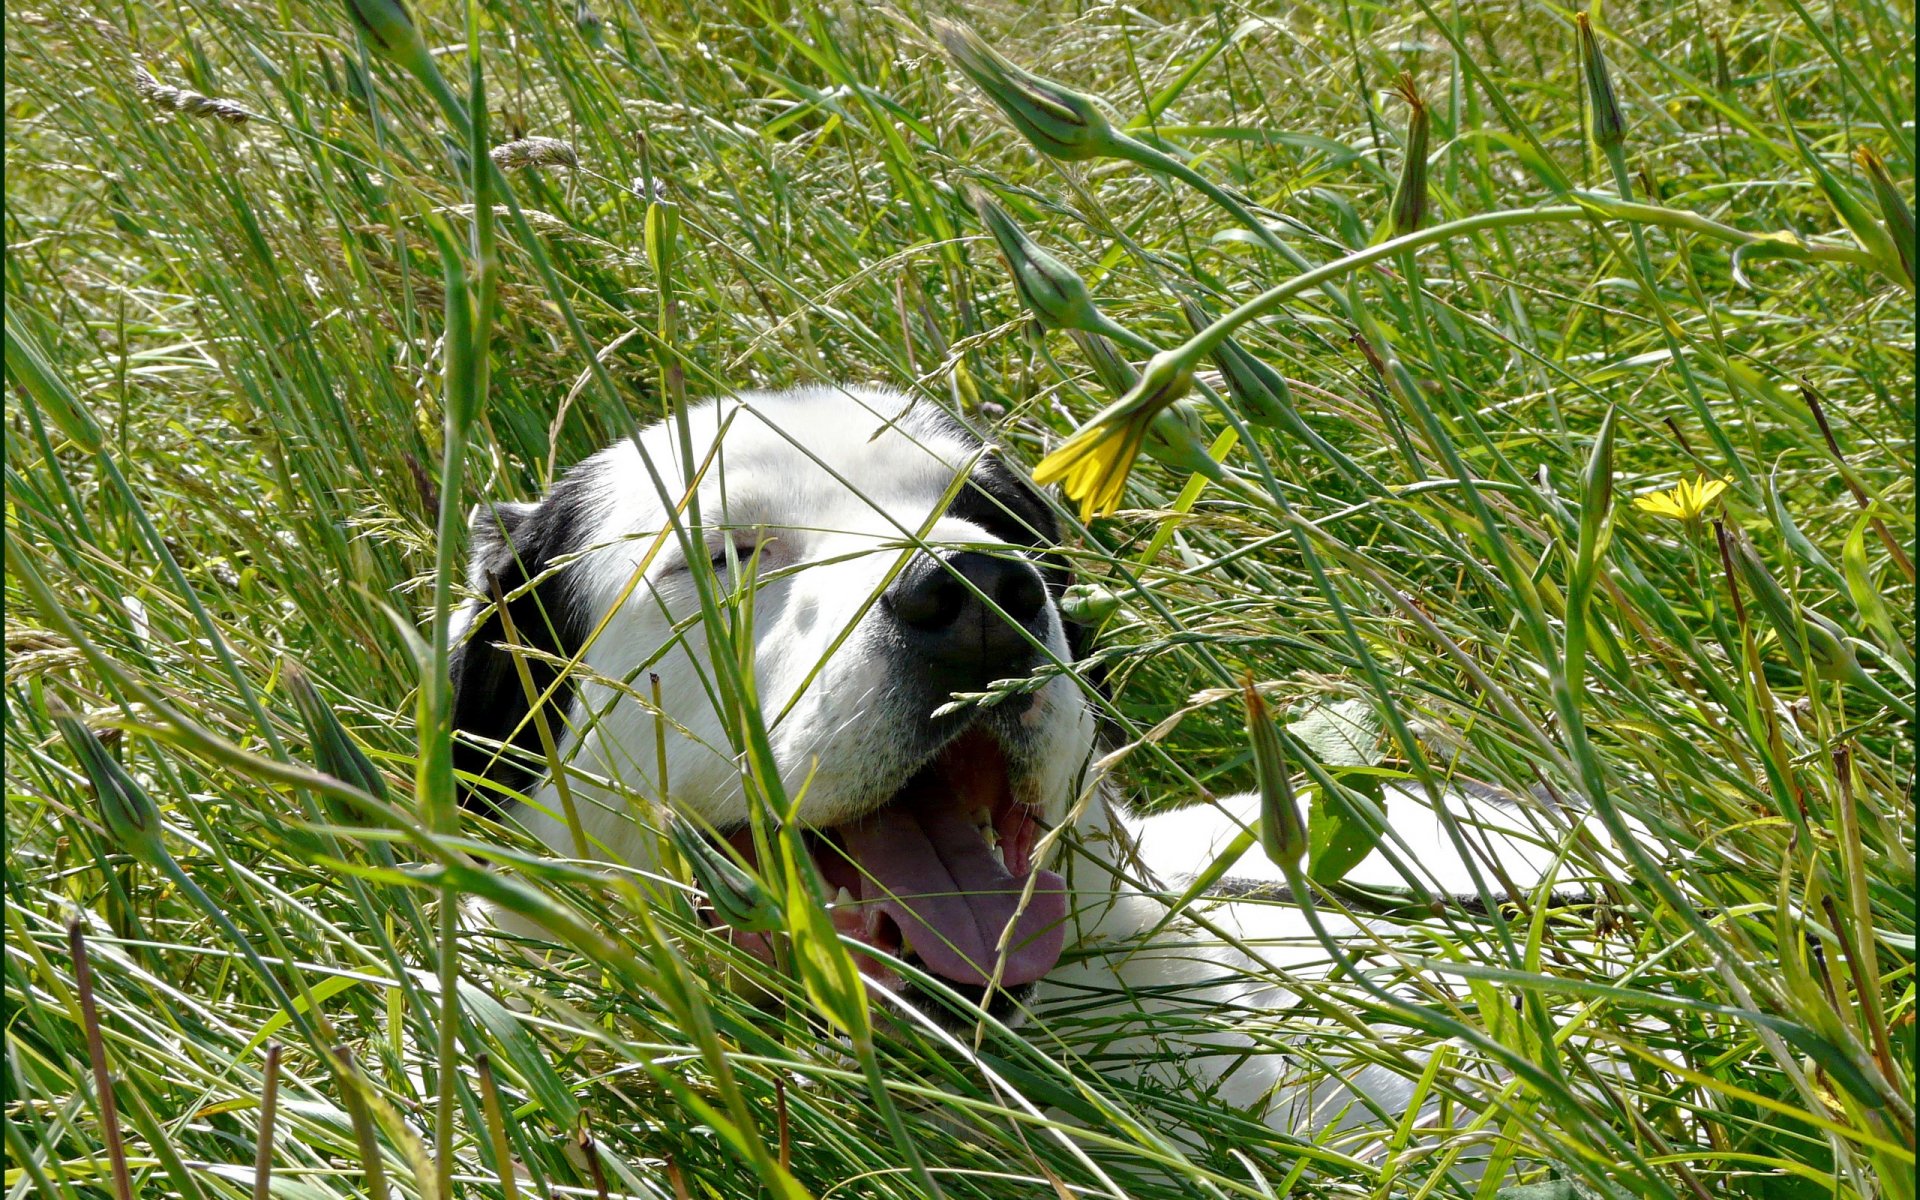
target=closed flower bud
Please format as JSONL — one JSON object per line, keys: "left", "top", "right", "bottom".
{"left": 346, "top": 0, "right": 426, "bottom": 63}
{"left": 935, "top": 21, "right": 1118, "bottom": 162}
{"left": 284, "top": 662, "right": 389, "bottom": 821}
{"left": 55, "top": 713, "right": 169, "bottom": 871}
{"left": 1142, "top": 400, "right": 1224, "bottom": 482}
{"left": 1576, "top": 14, "right": 1627, "bottom": 152}
{"left": 1855, "top": 146, "right": 1914, "bottom": 287}
{"left": 970, "top": 186, "right": 1105, "bottom": 333}
{"left": 1388, "top": 74, "right": 1430, "bottom": 238}
{"left": 1060, "top": 583, "right": 1122, "bottom": 625}
{"left": 1731, "top": 533, "right": 1864, "bottom": 683}
{"left": 669, "top": 819, "right": 781, "bottom": 934}
{"left": 1065, "top": 329, "right": 1139, "bottom": 397}
{"left": 1181, "top": 298, "right": 1292, "bottom": 428}
{"left": 1710, "top": 29, "right": 1734, "bottom": 94}
{"left": 1244, "top": 682, "right": 1304, "bottom": 873}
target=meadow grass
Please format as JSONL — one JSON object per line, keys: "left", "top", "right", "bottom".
{"left": 4, "top": 1, "right": 1913, "bottom": 1198}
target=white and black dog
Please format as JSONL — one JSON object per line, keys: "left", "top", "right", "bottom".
{"left": 449, "top": 385, "right": 1622, "bottom": 1142}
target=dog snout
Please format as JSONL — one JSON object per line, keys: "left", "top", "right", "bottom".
{"left": 885, "top": 550, "right": 1048, "bottom": 691}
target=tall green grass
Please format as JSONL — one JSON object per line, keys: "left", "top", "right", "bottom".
{"left": 5, "top": 2, "right": 1911, "bottom": 1198}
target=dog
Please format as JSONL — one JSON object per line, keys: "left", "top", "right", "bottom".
{"left": 449, "top": 385, "right": 1631, "bottom": 1150}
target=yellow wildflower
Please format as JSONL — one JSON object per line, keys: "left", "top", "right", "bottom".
{"left": 1033, "top": 413, "right": 1156, "bottom": 523}
{"left": 1631, "top": 475, "right": 1731, "bottom": 521}
{"left": 1033, "top": 354, "right": 1192, "bottom": 521}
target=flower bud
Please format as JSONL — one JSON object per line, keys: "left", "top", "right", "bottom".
{"left": 1855, "top": 146, "right": 1914, "bottom": 287}
{"left": 669, "top": 819, "right": 781, "bottom": 934}
{"left": 5, "top": 309, "right": 103, "bottom": 454}
{"left": 55, "top": 713, "right": 168, "bottom": 871}
{"left": 1244, "top": 681, "right": 1304, "bottom": 873}
{"left": 935, "top": 21, "right": 1118, "bottom": 162}
{"left": 284, "top": 662, "right": 389, "bottom": 821}
{"left": 1065, "top": 329, "right": 1139, "bottom": 396}
{"left": 1576, "top": 14, "right": 1627, "bottom": 152}
{"left": 1709, "top": 29, "right": 1734, "bottom": 94}
{"left": 970, "top": 187, "right": 1106, "bottom": 333}
{"left": 1730, "top": 532, "right": 1865, "bottom": 683}
{"left": 345, "top": 0, "right": 431, "bottom": 73}
{"left": 1142, "top": 400, "right": 1224, "bottom": 482}
{"left": 1060, "top": 583, "right": 1122, "bottom": 625}
{"left": 1388, "top": 74, "right": 1430, "bottom": 238}
{"left": 1180, "top": 298, "right": 1292, "bottom": 427}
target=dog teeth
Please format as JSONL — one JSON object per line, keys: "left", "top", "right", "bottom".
{"left": 832, "top": 886, "right": 856, "bottom": 907}
{"left": 990, "top": 841, "right": 1007, "bottom": 871}
{"left": 974, "top": 812, "right": 1000, "bottom": 848}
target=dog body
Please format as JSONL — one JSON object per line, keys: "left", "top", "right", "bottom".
{"left": 451, "top": 386, "right": 1597, "bottom": 1142}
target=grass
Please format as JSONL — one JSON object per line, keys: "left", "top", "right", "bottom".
{"left": 3, "top": 1, "right": 1913, "bottom": 1197}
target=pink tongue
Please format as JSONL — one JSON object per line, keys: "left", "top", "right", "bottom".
{"left": 840, "top": 797, "right": 1066, "bottom": 987}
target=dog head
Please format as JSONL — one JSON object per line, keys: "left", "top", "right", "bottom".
{"left": 450, "top": 386, "right": 1099, "bottom": 1004}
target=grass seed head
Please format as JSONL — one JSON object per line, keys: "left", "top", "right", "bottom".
{"left": 935, "top": 20, "right": 1117, "bottom": 162}
{"left": 490, "top": 137, "right": 579, "bottom": 170}
{"left": 133, "top": 66, "right": 252, "bottom": 125}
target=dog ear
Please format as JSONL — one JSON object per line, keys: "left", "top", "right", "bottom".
{"left": 449, "top": 496, "right": 587, "bottom": 816}
{"left": 465, "top": 501, "right": 541, "bottom": 591}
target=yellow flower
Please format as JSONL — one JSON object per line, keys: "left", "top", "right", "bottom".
{"left": 1033, "top": 412, "right": 1156, "bottom": 523}
{"left": 1033, "top": 353, "right": 1192, "bottom": 521}
{"left": 1631, "top": 475, "right": 1731, "bottom": 521}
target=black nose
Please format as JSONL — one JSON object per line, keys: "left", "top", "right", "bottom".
{"left": 885, "top": 550, "right": 1049, "bottom": 693}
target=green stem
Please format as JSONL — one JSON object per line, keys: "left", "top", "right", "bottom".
{"left": 1599, "top": 145, "right": 1755, "bottom": 492}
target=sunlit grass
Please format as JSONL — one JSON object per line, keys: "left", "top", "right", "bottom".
{"left": 5, "top": 2, "right": 1912, "bottom": 1198}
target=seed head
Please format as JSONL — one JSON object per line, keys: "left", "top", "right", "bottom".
{"left": 490, "top": 137, "right": 579, "bottom": 171}
{"left": 133, "top": 66, "right": 253, "bottom": 125}
{"left": 934, "top": 20, "right": 1118, "bottom": 162}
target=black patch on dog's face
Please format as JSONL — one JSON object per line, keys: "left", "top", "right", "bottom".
{"left": 944, "top": 451, "right": 1101, "bottom": 666}
{"left": 449, "top": 474, "right": 595, "bottom": 816}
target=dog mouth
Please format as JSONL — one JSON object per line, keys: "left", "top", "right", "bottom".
{"left": 717, "top": 728, "right": 1068, "bottom": 992}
